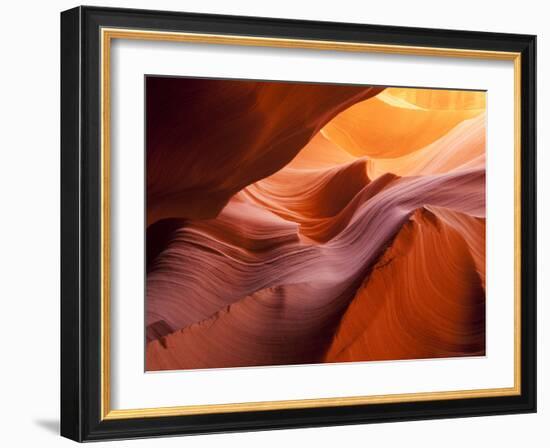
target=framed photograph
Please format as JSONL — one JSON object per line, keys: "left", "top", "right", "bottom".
{"left": 60, "top": 6, "right": 536, "bottom": 441}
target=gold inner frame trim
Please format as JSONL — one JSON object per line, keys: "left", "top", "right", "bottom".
{"left": 100, "top": 27, "right": 522, "bottom": 421}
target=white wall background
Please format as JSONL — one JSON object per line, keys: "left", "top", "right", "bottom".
{"left": 0, "top": 0, "right": 546, "bottom": 446}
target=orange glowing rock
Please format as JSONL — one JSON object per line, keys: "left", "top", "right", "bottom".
{"left": 321, "top": 88, "right": 485, "bottom": 159}
{"left": 325, "top": 207, "right": 485, "bottom": 363}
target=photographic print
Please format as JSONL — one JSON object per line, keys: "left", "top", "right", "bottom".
{"left": 144, "top": 77, "right": 486, "bottom": 371}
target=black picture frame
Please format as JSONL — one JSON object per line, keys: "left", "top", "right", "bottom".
{"left": 61, "top": 5, "right": 536, "bottom": 442}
